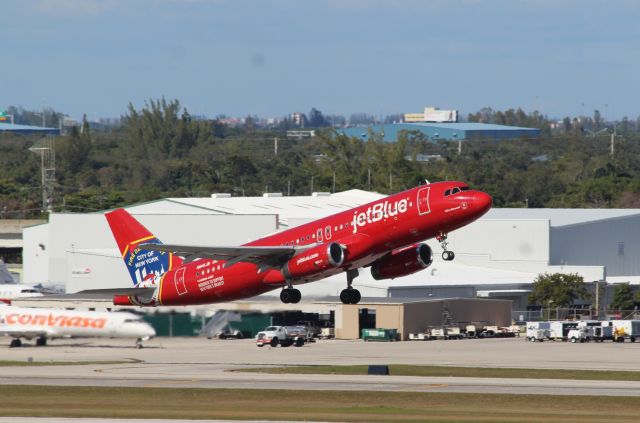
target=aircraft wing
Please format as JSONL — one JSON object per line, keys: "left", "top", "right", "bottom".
{"left": 138, "top": 244, "right": 298, "bottom": 266}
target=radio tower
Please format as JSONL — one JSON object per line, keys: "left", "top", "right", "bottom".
{"left": 29, "top": 135, "right": 56, "bottom": 213}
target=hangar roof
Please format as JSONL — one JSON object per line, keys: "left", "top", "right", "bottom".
{"left": 0, "top": 123, "right": 60, "bottom": 135}
{"left": 164, "top": 189, "right": 385, "bottom": 227}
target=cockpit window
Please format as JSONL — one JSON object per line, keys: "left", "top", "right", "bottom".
{"left": 445, "top": 186, "right": 470, "bottom": 196}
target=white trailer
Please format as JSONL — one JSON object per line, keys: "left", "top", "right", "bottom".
{"left": 606, "top": 320, "right": 640, "bottom": 342}
{"left": 526, "top": 322, "right": 551, "bottom": 342}
{"left": 549, "top": 321, "right": 579, "bottom": 341}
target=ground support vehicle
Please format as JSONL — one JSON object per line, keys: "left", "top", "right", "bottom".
{"left": 255, "top": 326, "right": 308, "bottom": 347}
{"left": 526, "top": 322, "right": 551, "bottom": 342}
{"left": 319, "top": 327, "right": 334, "bottom": 339}
{"left": 607, "top": 320, "right": 640, "bottom": 342}
{"left": 568, "top": 327, "right": 591, "bottom": 343}
{"left": 409, "top": 333, "right": 430, "bottom": 340}
{"left": 549, "top": 321, "right": 579, "bottom": 341}
{"left": 445, "top": 327, "right": 464, "bottom": 339}
{"left": 465, "top": 325, "right": 477, "bottom": 338}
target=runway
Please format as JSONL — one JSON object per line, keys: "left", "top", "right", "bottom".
{"left": 2, "top": 337, "right": 640, "bottom": 396}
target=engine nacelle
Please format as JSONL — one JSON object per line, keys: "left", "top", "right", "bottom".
{"left": 371, "top": 243, "right": 433, "bottom": 280}
{"left": 285, "top": 242, "right": 345, "bottom": 279}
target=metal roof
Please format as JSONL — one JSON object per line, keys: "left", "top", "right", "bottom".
{"left": 408, "top": 122, "right": 537, "bottom": 131}
{"left": 119, "top": 189, "right": 385, "bottom": 228}
{"left": 0, "top": 123, "right": 60, "bottom": 135}
{"left": 338, "top": 122, "right": 540, "bottom": 142}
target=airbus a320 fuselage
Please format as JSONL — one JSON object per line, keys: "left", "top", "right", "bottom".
{"left": 105, "top": 181, "right": 491, "bottom": 306}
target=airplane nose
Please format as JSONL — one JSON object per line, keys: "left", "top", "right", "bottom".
{"left": 473, "top": 191, "right": 492, "bottom": 215}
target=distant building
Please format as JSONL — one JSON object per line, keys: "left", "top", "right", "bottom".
{"left": 404, "top": 106, "right": 458, "bottom": 123}
{"left": 290, "top": 112, "right": 306, "bottom": 127}
{"left": 0, "top": 122, "right": 60, "bottom": 136}
{"left": 338, "top": 122, "right": 540, "bottom": 142}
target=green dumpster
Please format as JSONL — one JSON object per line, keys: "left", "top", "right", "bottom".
{"left": 361, "top": 328, "right": 397, "bottom": 342}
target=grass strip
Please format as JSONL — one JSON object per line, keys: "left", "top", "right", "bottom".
{"left": 236, "top": 364, "right": 640, "bottom": 381}
{"left": 1, "top": 385, "right": 640, "bottom": 422}
{"left": 0, "top": 360, "right": 137, "bottom": 367}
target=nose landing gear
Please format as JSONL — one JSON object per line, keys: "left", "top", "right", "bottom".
{"left": 437, "top": 232, "right": 455, "bottom": 261}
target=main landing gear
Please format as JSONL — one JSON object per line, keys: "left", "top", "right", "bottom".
{"left": 437, "top": 232, "right": 455, "bottom": 261}
{"left": 340, "top": 269, "right": 361, "bottom": 305}
{"left": 280, "top": 286, "right": 301, "bottom": 304}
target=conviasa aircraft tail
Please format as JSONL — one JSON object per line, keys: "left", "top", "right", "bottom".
{"left": 105, "top": 209, "right": 182, "bottom": 287}
{"left": 103, "top": 181, "right": 492, "bottom": 307}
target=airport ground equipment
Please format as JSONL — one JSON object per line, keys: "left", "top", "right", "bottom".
{"left": 255, "top": 325, "right": 308, "bottom": 347}
{"left": 319, "top": 327, "right": 334, "bottom": 339}
{"left": 606, "top": 320, "right": 640, "bottom": 342}
{"left": 568, "top": 327, "right": 591, "bottom": 343}
{"left": 526, "top": 322, "right": 551, "bottom": 342}
{"left": 362, "top": 328, "right": 398, "bottom": 341}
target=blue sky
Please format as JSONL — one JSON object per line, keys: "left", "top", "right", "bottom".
{"left": 2, "top": 0, "right": 639, "bottom": 120}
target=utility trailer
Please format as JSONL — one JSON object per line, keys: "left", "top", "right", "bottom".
{"left": 526, "top": 322, "right": 551, "bottom": 342}
{"left": 549, "top": 321, "right": 579, "bottom": 341}
{"left": 605, "top": 320, "right": 640, "bottom": 342}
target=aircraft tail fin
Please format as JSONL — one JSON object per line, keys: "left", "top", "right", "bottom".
{"left": 105, "top": 209, "right": 181, "bottom": 286}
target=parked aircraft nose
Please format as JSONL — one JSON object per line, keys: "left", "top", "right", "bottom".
{"left": 473, "top": 191, "right": 492, "bottom": 215}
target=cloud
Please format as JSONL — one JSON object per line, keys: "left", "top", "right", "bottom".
{"left": 31, "top": 0, "right": 119, "bottom": 16}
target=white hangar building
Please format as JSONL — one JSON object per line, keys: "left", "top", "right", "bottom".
{"left": 22, "top": 189, "right": 640, "bottom": 311}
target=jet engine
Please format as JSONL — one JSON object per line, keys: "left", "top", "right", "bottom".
{"left": 371, "top": 243, "right": 433, "bottom": 280}
{"left": 285, "top": 242, "right": 345, "bottom": 279}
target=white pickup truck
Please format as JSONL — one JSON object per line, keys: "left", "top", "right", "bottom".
{"left": 255, "top": 325, "right": 308, "bottom": 347}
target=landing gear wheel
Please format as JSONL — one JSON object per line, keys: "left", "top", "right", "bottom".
{"left": 290, "top": 289, "right": 301, "bottom": 304}
{"left": 340, "top": 288, "right": 361, "bottom": 304}
{"left": 9, "top": 339, "right": 22, "bottom": 348}
{"left": 280, "top": 288, "right": 301, "bottom": 304}
{"left": 442, "top": 251, "right": 455, "bottom": 261}
{"left": 36, "top": 337, "right": 47, "bottom": 347}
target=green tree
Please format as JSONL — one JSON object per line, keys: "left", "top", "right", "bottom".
{"left": 609, "top": 283, "right": 635, "bottom": 311}
{"left": 66, "top": 125, "right": 91, "bottom": 173}
{"left": 528, "top": 273, "right": 590, "bottom": 308}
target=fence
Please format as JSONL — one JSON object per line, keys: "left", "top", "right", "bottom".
{"left": 513, "top": 308, "right": 640, "bottom": 324}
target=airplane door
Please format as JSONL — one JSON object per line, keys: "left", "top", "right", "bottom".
{"left": 174, "top": 267, "right": 187, "bottom": 295}
{"left": 317, "top": 228, "right": 323, "bottom": 242}
{"left": 324, "top": 226, "right": 332, "bottom": 240}
{"left": 417, "top": 187, "right": 431, "bottom": 216}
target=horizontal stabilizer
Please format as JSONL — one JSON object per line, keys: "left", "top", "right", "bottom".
{"left": 32, "top": 288, "right": 156, "bottom": 301}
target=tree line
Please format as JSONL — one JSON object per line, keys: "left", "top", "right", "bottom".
{"left": 2, "top": 98, "right": 640, "bottom": 218}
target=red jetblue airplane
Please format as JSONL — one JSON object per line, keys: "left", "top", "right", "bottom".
{"left": 104, "top": 181, "right": 491, "bottom": 307}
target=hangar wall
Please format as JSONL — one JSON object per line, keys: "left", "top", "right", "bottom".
{"left": 551, "top": 215, "right": 640, "bottom": 277}
{"left": 24, "top": 213, "right": 278, "bottom": 289}
{"left": 448, "top": 219, "right": 550, "bottom": 271}
{"left": 23, "top": 223, "right": 49, "bottom": 284}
